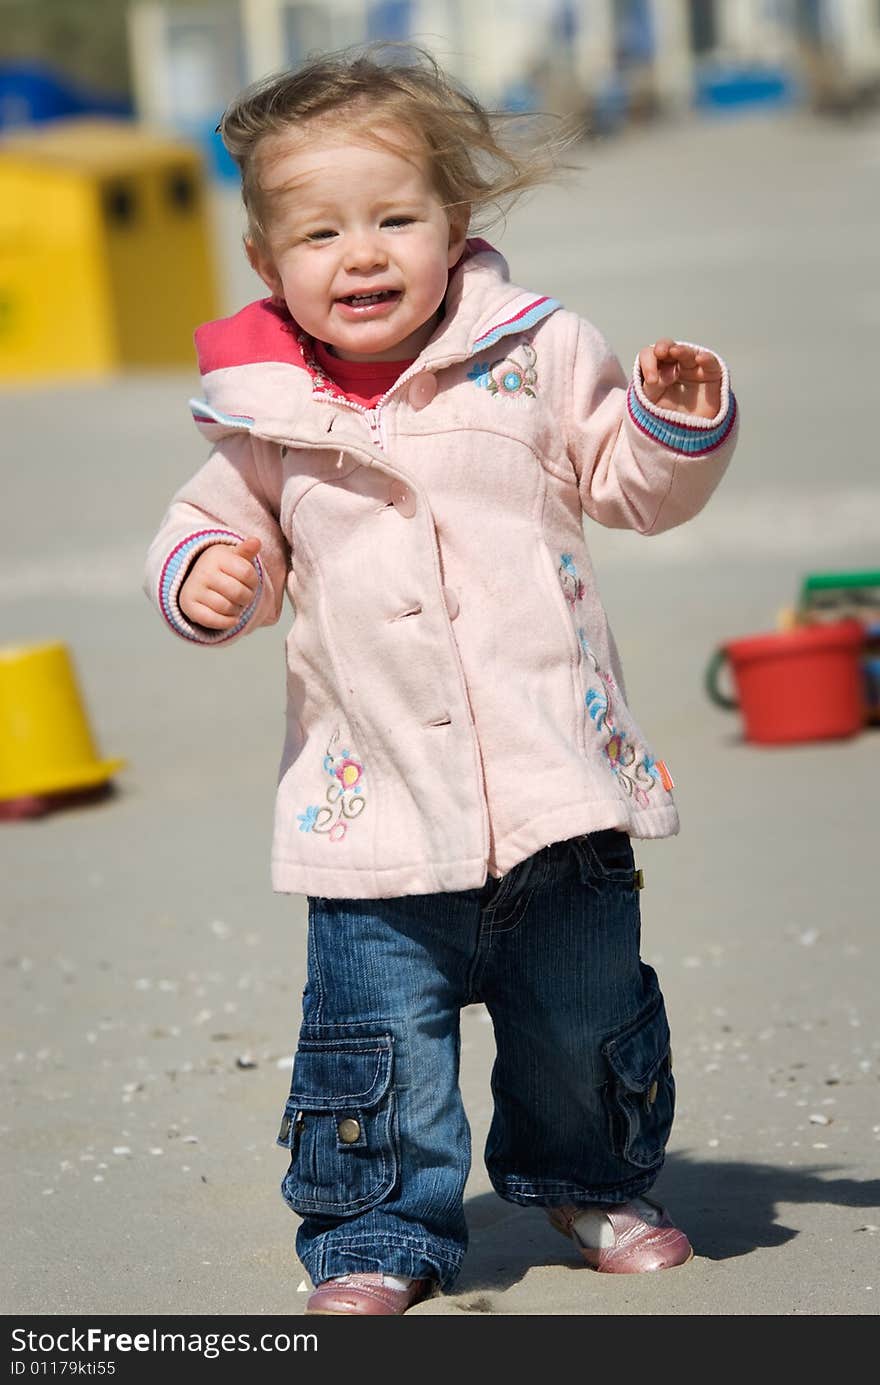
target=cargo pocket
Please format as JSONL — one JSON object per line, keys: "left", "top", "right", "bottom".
{"left": 602, "top": 991, "right": 675, "bottom": 1170}
{"left": 277, "top": 1033, "right": 397, "bottom": 1218}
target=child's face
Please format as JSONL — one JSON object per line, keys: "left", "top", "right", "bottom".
{"left": 247, "top": 126, "right": 468, "bottom": 362}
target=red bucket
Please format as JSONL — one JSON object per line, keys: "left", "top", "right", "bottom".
{"left": 705, "top": 619, "right": 866, "bottom": 744}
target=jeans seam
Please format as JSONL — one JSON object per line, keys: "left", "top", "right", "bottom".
{"left": 480, "top": 845, "right": 552, "bottom": 930}
{"left": 309, "top": 1231, "right": 464, "bottom": 1282}
{"left": 484, "top": 895, "right": 523, "bottom": 929}
{"left": 489, "top": 1164, "right": 663, "bottom": 1205}
{"left": 575, "top": 832, "right": 636, "bottom": 886}
{"left": 489, "top": 881, "right": 536, "bottom": 934}
{"left": 306, "top": 906, "right": 325, "bottom": 1023}
{"left": 490, "top": 844, "right": 556, "bottom": 934}
{"left": 299, "top": 1019, "right": 397, "bottom": 1032}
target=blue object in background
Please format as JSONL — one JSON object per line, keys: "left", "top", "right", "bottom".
{"left": 553, "top": 0, "right": 579, "bottom": 46}
{"left": 695, "top": 63, "right": 801, "bottom": 113}
{"left": 614, "top": 0, "right": 655, "bottom": 66}
{"left": 500, "top": 79, "right": 541, "bottom": 113}
{"left": 592, "top": 72, "right": 630, "bottom": 134}
{"left": 0, "top": 60, "right": 131, "bottom": 129}
{"left": 865, "top": 624, "right": 880, "bottom": 722}
{"left": 203, "top": 120, "right": 240, "bottom": 182}
{"left": 367, "top": 1, "right": 412, "bottom": 42}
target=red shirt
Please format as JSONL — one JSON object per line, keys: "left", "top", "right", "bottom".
{"left": 312, "top": 339, "right": 415, "bottom": 407}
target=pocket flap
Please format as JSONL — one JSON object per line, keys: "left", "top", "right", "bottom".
{"left": 602, "top": 996, "right": 670, "bottom": 1093}
{"left": 287, "top": 1034, "right": 393, "bottom": 1112}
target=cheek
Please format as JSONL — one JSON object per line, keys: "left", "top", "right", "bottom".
{"left": 415, "top": 248, "right": 453, "bottom": 307}
{"left": 281, "top": 266, "right": 321, "bottom": 311}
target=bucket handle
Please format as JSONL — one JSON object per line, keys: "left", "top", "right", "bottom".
{"left": 704, "top": 647, "right": 738, "bottom": 710}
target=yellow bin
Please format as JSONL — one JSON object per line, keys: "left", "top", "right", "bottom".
{"left": 0, "top": 118, "right": 219, "bottom": 381}
{"left": 0, "top": 642, "right": 125, "bottom": 801}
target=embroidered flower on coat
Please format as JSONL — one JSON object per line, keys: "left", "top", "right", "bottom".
{"left": 559, "top": 557, "right": 673, "bottom": 807}
{"left": 604, "top": 732, "right": 632, "bottom": 769}
{"left": 468, "top": 343, "right": 538, "bottom": 399}
{"left": 586, "top": 687, "right": 610, "bottom": 732}
{"left": 467, "top": 361, "right": 492, "bottom": 387}
{"left": 559, "top": 554, "right": 586, "bottom": 608}
{"left": 334, "top": 758, "right": 363, "bottom": 791}
{"left": 298, "top": 731, "right": 366, "bottom": 843}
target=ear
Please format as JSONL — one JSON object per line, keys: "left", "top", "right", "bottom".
{"left": 245, "top": 236, "right": 283, "bottom": 298}
{"left": 447, "top": 208, "right": 470, "bottom": 269}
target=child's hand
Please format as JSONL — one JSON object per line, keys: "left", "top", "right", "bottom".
{"left": 179, "top": 537, "right": 262, "bottom": 630}
{"left": 638, "top": 340, "right": 722, "bottom": 419}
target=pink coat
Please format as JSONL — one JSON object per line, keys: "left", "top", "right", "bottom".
{"left": 144, "top": 241, "right": 738, "bottom": 898}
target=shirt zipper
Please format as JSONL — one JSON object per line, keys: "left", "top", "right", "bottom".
{"left": 316, "top": 393, "right": 385, "bottom": 450}
{"left": 315, "top": 353, "right": 439, "bottom": 453}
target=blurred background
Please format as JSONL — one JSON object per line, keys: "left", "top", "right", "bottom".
{"left": 2, "top": 0, "right": 880, "bottom": 377}
{"left": 2, "top": 0, "right": 879, "bottom": 1318}
{"left": 4, "top": 1, "right": 880, "bottom": 167}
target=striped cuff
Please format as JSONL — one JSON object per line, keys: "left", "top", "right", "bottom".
{"left": 158, "top": 529, "right": 263, "bottom": 645}
{"left": 628, "top": 345, "right": 737, "bottom": 457}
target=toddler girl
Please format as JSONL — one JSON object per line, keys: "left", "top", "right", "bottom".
{"left": 144, "top": 46, "right": 738, "bottom": 1315}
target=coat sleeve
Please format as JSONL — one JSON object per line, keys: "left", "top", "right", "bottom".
{"left": 143, "top": 431, "right": 290, "bottom": 646}
{"left": 563, "top": 313, "right": 738, "bottom": 535}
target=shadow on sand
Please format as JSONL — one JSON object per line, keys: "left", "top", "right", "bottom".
{"left": 452, "top": 1151, "right": 880, "bottom": 1294}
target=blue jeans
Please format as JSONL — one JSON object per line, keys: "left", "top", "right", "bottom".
{"left": 276, "top": 830, "right": 675, "bottom": 1290}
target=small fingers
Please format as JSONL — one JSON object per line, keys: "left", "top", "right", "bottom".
{"left": 653, "top": 341, "right": 721, "bottom": 374}
{"left": 638, "top": 345, "right": 660, "bottom": 386}
{"left": 184, "top": 599, "right": 241, "bottom": 631}
{"left": 221, "top": 553, "right": 261, "bottom": 588}
{"left": 691, "top": 347, "right": 722, "bottom": 375}
{"left": 653, "top": 342, "right": 699, "bottom": 380}
{"left": 201, "top": 591, "right": 250, "bottom": 619}
{"left": 652, "top": 337, "right": 677, "bottom": 360}
{"left": 233, "top": 536, "right": 262, "bottom": 561}
{"left": 640, "top": 344, "right": 677, "bottom": 389}
{"left": 209, "top": 569, "right": 258, "bottom": 607}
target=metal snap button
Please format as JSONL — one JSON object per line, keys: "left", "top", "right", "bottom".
{"left": 337, "top": 1117, "right": 361, "bottom": 1144}
{"left": 408, "top": 373, "right": 437, "bottom": 409}
{"left": 389, "top": 481, "right": 416, "bottom": 518}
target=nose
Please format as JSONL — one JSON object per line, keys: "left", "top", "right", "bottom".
{"left": 343, "top": 229, "right": 388, "bottom": 273}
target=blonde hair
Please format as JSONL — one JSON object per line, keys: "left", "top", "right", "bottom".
{"left": 218, "top": 43, "right": 581, "bottom": 249}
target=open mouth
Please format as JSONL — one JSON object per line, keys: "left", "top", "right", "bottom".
{"left": 337, "top": 290, "right": 400, "bottom": 307}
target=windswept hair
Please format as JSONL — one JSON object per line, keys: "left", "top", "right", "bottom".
{"left": 218, "top": 43, "right": 581, "bottom": 249}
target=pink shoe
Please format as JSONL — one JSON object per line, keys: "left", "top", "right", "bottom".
{"left": 547, "top": 1197, "right": 693, "bottom": 1273}
{"left": 305, "top": 1272, "right": 435, "bottom": 1315}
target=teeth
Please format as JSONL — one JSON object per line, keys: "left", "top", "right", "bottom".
{"left": 346, "top": 292, "right": 393, "bottom": 305}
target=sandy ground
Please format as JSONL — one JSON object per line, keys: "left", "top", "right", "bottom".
{"left": 2, "top": 108, "right": 879, "bottom": 1317}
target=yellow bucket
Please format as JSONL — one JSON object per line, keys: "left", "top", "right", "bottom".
{"left": 0, "top": 641, "right": 125, "bottom": 801}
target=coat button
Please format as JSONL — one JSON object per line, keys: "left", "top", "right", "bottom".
{"left": 408, "top": 372, "right": 437, "bottom": 409}
{"left": 389, "top": 481, "right": 416, "bottom": 518}
{"left": 337, "top": 1117, "right": 361, "bottom": 1143}
{"left": 443, "top": 586, "right": 459, "bottom": 619}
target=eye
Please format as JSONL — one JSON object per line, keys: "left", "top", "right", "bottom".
{"left": 381, "top": 216, "right": 414, "bottom": 228}
{"left": 306, "top": 229, "right": 336, "bottom": 241}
